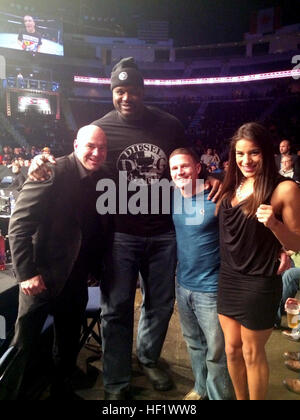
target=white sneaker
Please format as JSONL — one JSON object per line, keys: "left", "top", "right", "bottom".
{"left": 183, "top": 389, "right": 206, "bottom": 400}
{"left": 282, "top": 330, "right": 300, "bottom": 342}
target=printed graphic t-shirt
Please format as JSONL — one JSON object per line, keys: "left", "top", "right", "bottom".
{"left": 18, "top": 30, "right": 42, "bottom": 52}
{"left": 92, "top": 106, "right": 187, "bottom": 236}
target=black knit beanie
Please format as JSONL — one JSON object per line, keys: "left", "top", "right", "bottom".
{"left": 110, "top": 57, "right": 144, "bottom": 91}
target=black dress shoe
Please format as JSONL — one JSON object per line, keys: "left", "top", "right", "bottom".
{"left": 50, "top": 381, "right": 84, "bottom": 400}
{"left": 49, "top": 390, "right": 84, "bottom": 401}
{"left": 104, "top": 387, "right": 131, "bottom": 400}
{"left": 139, "top": 363, "right": 173, "bottom": 391}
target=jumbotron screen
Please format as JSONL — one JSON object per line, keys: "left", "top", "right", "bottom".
{"left": 18, "top": 96, "right": 51, "bottom": 114}
{"left": 7, "top": 90, "right": 60, "bottom": 119}
{"left": 0, "top": 11, "right": 63, "bottom": 56}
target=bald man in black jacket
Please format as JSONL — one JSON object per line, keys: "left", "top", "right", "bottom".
{"left": 0, "top": 125, "right": 108, "bottom": 400}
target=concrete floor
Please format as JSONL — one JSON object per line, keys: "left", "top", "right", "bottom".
{"left": 69, "top": 289, "right": 300, "bottom": 401}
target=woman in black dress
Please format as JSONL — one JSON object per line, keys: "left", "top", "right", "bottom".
{"left": 216, "top": 122, "right": 300, "bottom": 400}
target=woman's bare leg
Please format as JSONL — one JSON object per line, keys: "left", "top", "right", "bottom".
{"left": 218, "top": 315, "right": 248, "bottom": 400}
{"left": 241, "top": 326, "right": 273, "bottom": 400}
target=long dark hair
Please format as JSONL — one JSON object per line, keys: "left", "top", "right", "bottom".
{"left": 216, "top": 122, "right": 278, "bottom": 217}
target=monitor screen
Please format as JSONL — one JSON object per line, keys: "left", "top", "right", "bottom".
{"left": 7, "top": 90, "right": 60, "bottom": 119}
{"left": 18, "top": 96, "right": 51, "bottom": 114}
{"left": 0, "top": 11, "right": 64, "bottom": 56}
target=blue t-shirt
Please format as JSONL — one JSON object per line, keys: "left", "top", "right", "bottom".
{"left": 172, "top": 189, "right": 220, "bottom": 292}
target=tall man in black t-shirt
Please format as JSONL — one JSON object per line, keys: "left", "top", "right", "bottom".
{"left": 92, "top": 58, "right": 188, "bottom": 399}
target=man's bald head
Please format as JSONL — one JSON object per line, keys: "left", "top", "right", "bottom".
{"left": 279, "top": 139, "right": 291, "bottom": 155}
{"left": 74, "top": 125, "right": 107, "bottom": 172}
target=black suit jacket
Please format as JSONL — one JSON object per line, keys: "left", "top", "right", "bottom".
{"left": 8, "top": 153, "right": 109, "bottom": 295}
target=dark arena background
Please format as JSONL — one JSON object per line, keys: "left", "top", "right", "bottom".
{"left": 0, "top": 0, "right": 300, "bottom": 404}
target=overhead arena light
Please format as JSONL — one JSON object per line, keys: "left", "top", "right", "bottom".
{"left": 74, "top": 69, "right": 300, "bottom": 86}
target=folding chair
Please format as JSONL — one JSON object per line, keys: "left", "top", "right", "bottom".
{"left": 41, "top": 287, "right": 101, "bottom": 352}
{"left": 0, "top": 346, "right": 20, "bottom": 400}
{"left": 78, "top": 286, "right": 101, "bottom": 352}
{"left": 0, "top": 346, "right": 18, "bottom": 381}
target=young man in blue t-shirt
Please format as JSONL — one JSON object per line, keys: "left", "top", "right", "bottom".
{"left": 169, "top": 148, "right": 233, "bottom": 400}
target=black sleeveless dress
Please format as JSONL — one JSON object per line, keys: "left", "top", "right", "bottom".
{"left": 217, "top": 182, "right": 284, "bottom": 331}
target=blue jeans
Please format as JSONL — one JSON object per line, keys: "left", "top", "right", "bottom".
{"left": 176, "top": 283, "right": 234, "bottom": 400}
{"left": 100, "top": 231, "right": 177, "bottom": 393}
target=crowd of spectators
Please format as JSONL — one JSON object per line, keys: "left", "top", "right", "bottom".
{"left": 0, "top": 144, "right": 51, "bottom": 167}
{"left": 8, "top": 112, "right": 73, "bottom": 154}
